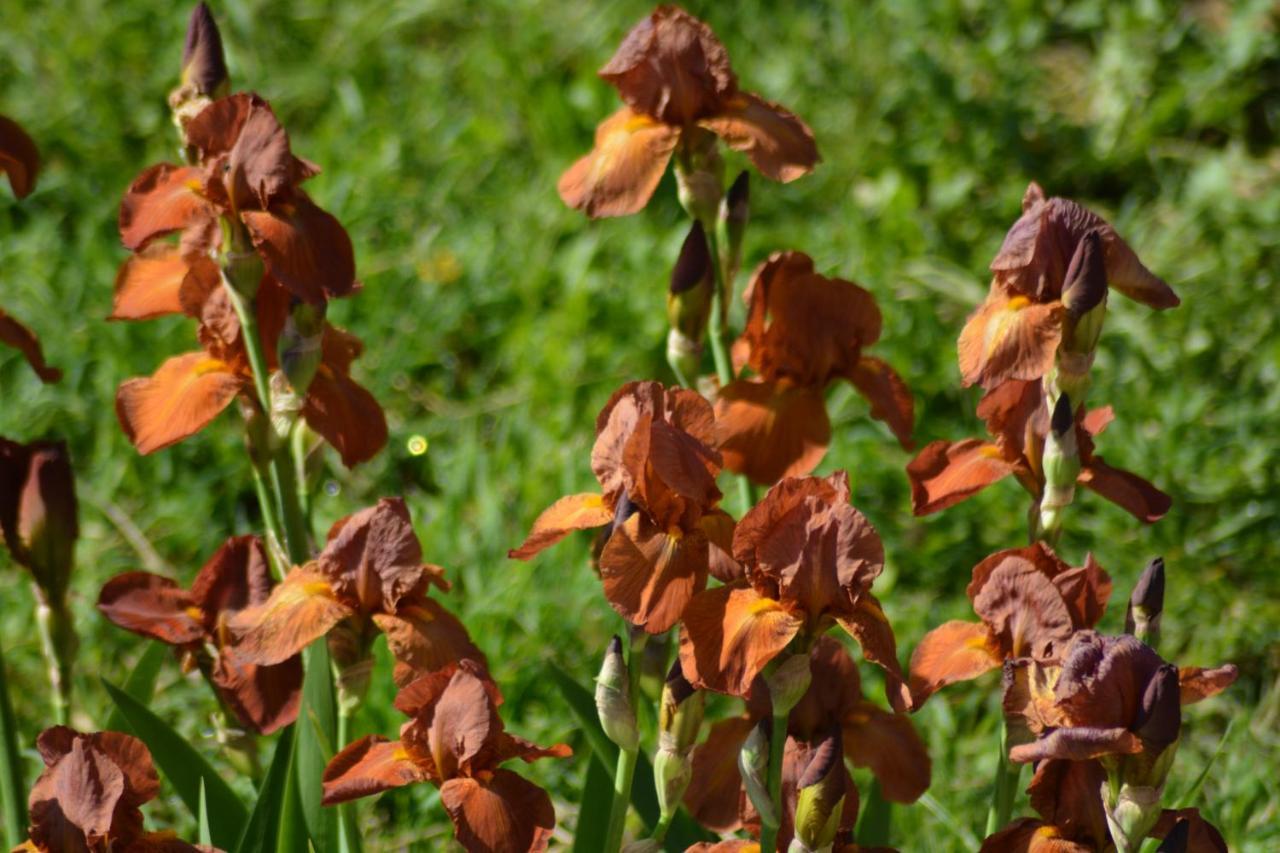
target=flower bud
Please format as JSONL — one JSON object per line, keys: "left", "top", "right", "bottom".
{"left": 719, "top": 170, "right": 749, "bottom": 286}
{"left": 765, "top": 651, "right": 813, "bottom": 717}
{"left": 674, "top": 129, "right": 724, "bottom": 228}
{"left": 169, "top": 4, "right": 230, "bottom": 140}
{"left": 1038, "top": 393, "right": 1079, "bottom": 537}
{"left": 1125, "top": 557, "right": 1165, "bottom": 647}
{"left": 658, "top": 660, "right": 703, "bottom": 754}
{"left": 793, "top": 729, "right": 846, "bottom": 853}
{"left": 1062, "top": 229, "right": 1108, "bottom": 320}
{"left": 596, "top": 635, "right": 639, "bottom": 751}
{"left": 667, "top": 222, "right": 714, "bottom": 338}
{"left": 278, "top": 300, "right": 325, "bottom": 396}
{"left": 269, "top": 371, "right": 305, "bottom": 440}
{"left": 0, "top": 439, "right": 78, "bottom": 603}
{"left": 1135, "top": 664, "right": 1181, "bottom": 754}
{"left": 653, "top": 746, "right": 692, "bottom": 822}
{"left": 1103, "top": 779, "right": 1163, "bottom": 853}
{"left": 738, "top": 717, "right": 777, "bottom": 828}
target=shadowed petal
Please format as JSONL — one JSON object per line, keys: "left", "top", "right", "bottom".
{"left": 836, "top": 593, "right": 910, "bottom": 712}
{"left": 679, "top": 585, "right": 801, "bottom": 696}
{"left": 212, "top": 649, "right": 302, "bottom": 735}
{"left": 115, "top": 352, "right": 243, "bottom": 454}
{"left": 558, "top": 107, "right": 679, "bottom": 218}
{"left": 303, "top": 360, "right": 387, "bottom": 468}
{"left": 0, "top": 115, "right": 39, "bottom": 198}
{"left": 318, "top": 497, "right": 427, "bottom": 613}
{"left": 29, "top": 739, "right": 125, "bottom": 850}
{"left": 847, "top": 356, "right": 915, "bottom": 449}
{"left": 979, "top": 817, "right": 1093, "bottom": 852}
{"left": 599, "top": 512, "right": 708, "bottom": 633}
{"left": 440, "top": 770, "right": 556, "bottom": 853}
{"left": 373, "top": 599, "right": 488, "bottom": 688}
{"left": 715, "top": 380, "right": 830, "bottom": 485}
{"left": 509, "top": 493, "right": 612, "bottom": 560}
{"left": 684, "top": 716, "right": 752, "bottom": 832}
{"left": 1149, "top": 808, "right": 1228, "bottom": 853}
{"left": 971, "top": 557, "right": 1075, "bottom": 660}
{"left": 96, "top": 572, "right": 204, "bottom": 645}
{"left": 908, "top": 620, "right": 1002, "bottom": 705}
{"left": 958, "top": 291, "right": 1064, "bottom": 388}
{"left": 1027, "top": 759, "right": 1109, "bottom": 850}
{"left": 241, "top": 194, "right": 356, "bottom": 303}
{"left": 118, "top": 163, "right": 210, "bottom": 251}
{"left": 843, "top": 701, "right": 930, "bottom": 803}
{"left": 230, "top": 567, "right": 354, "bottom": 665}
{"left": 700, "top": 92, "right": 819, "bottom": 182}
{"left": 321, "top": 736, "right": 431, "bottom": 804}
{"left": 0, "top": 308, "right": 62, "bottom": 383}
{"left": 906, "top": 438, "right": 1015, "bottom": 516}
{"left": 1078, "top": 457, "right": 1171, "bottom": 523}
{"left": 700, "top": 508, "right": 743, "bottom": 583}
{"left": 1177, "top": 665, "right": 1238, "bottom": 705}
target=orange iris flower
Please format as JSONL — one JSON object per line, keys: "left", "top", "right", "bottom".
{"left": 908, "top": 542, "right": 1111, "bottom": 708}
{"left": 322, "top": 660, "right": 571, "bottom": 853}
{"left": 16, "top": 726, "right": 211, "bottom": 852}
{"left": 97, "top": 535, "right": 301, "bottom": 735}
{"left": 906, "top": 378, "right": 1171, "bottom": 523}
{"left": 678, "top": 471, "right": 910, "bottom": 710}
{"left": 230, "top": 498, "right": 484, "bottom": 688}
{"left": 559, "top": 5, "right": 819, "bottom": 218}
{"left": 981, "top": 809, "right": 1226, "bottom": 853}
{"left": 510, "top": 380, "right": 738, "bottom": 634}
{"left": 716, "top": 251, "right": 914, "bottom": 485}
{"left": 959, "top": 182, "right": 1178, "bottom": 389}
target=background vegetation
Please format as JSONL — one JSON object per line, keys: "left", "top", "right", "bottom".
{"left": 1, "top": 0, "right": 1277, "bottom": 849}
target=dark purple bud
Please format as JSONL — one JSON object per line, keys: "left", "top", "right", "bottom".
{"left": 1125, "top": 557, "right": 1166, "bottom": 640}
{"left": 670, "top": 221, "right": 711, "bottom": 296}
{"left": 1051, "top": 392, "right": 1074, "bottom": 437}
{"left": 1063, "top": 228, "right": 1108, "bottom": 317}
{"left": 725, "top": 170, "right": 750, "bottom": 227}
{"left": 182, "top": 3, "right": 229, "bottom": 96}
{"left": 1135, "top": 663, "right": 1181, "bottom": 750}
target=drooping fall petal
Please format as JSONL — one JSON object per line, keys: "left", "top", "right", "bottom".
{"left": 836, "top": 594, "right": 911, "bottom": 712}
{"left": 373, "top": 599, "right": 488, "bottom": 687}
{"left": 110, "top": 244, "right": 212, "bottom": 321}
{"left": 908, "top": 620, "right": 1002, "bottom": 705}
{"left": 440, "top": 769, "right": 556, "bottom": 853}
{"left": 679, "top": 584, "right": 802, "bottom": 696}
{"left": 1026, "top": 759, "right": 1110, "bottom": 850}
{"left": 1149, "top": 808, "right": 1228, "bottom": 853}
{"left": 118, "top": 163, "right": 210, "bottom": 251}
{"left": 979, "top": 818, "right": 1093, "bottom": 853}
{"left": 115, "top": 352, "right": 243, "bottom": 454}
{"left": 847, "top": 356, "right": 915, "bottom": 449}
{"left": 700, "top": 92, "right": 819, "bottom": 183}
{"left": 0, "top": 308, "right": 62, "bottom": 383}
{"left": 230, "top": 566, "right": 354, "bottom": 665}
{"left": 321, "top": 736, "right": 432, "bottom": 804}
{"left": 508, "top": 493, "right": 613, "bottom": 560}
{"left": 303, "top": 361, "right": 388, "bottom": 468}
{"left": 598, "top": 512, "right": 708, "bottom": 633}
{"left": 684, "top": 716, "right": 752, "bottom": 832}
{"left": 906, "top": 438, "right": 1015, "bottom": 516}
{"left": 96, "top": 572, "right": 205, "bottom": 646}
{"left": 1177, "top": 664, "right": 1238, "bottom": 705}
{"left": 29, "top": 738, "right": 125, "bottom": 850}
{"left": 1077, "top": 457, "right": 1171, "bottom": 523}
{"left": 842, "top": 700, "right": 931, "bottom": 803}
{"left": 211, "top": 650, "right": 302, "bottom": 735}
{"left": 715, "top": 379, "right": 830, "bottom": 485}
{"left": 958, "top": 291, "right": 1065, "bottom": 388}
{"left": 557, "top": 107, "right": 679, "bottom": 218}
{"left": 1009, "top": 725, "right": 1143, "bottom": 763}
{"left": 241, "top": 193, "right": 357, "bottom": 303}
{"left": 0, "top": 114, "right": 39, "bottom": 198}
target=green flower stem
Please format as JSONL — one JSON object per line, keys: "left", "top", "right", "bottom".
{"left": 271, "top": 444, "right": 310, "bottom": 565}
{"left": 33, "top": 595, "right": 71, "bottom": 726}
{"left": 985, "top": 723, "right": 1021, "bottom": 836}
{"left": 759, "top": 712, "right": 788, "bottom": 852}
{"left": 651, "top": 811, "right": 674, "bottom": 845}
{"left": 0, "top": 635, "right": 27, "bottom": 848}
{"left": 291, "top": 422, "right": 313, "bottom": 532}
{"left": 248, "top": 460, "right": 287, "bottom": 580}
{"left": 603, "top": 632, "right": 646, "bottom": 853}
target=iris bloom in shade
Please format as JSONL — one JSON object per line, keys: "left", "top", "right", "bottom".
{"left": 908, "top": 542, "right": 1110, "bottom": 707}
{"left": 113, "top": 252, "right": 385, "bottom": 467}
{"left": 959, "top": 182, "right": 1177, "bottom": 389}
{"left": 231, "top": 498, "right": 484, "bottom": 688}
{"left": 321, "top": 661, "right": 571, "bottom": 853}
{"left": 97, "top": 535, "right": 301, "bottom": 735}
{"left": 678, "top": 471, "right": 911, "bottom": 710}
{"left": 559, "top": 5, "right": 818, "bottom": 218}
{"left": 510, "top": 380, "right": 738, "bottom": 633}
{"left": 15, "top": 726, "right": 213, "bottom": 853}
{"left": 906, "top": 378, "right": 1171, "bottom": 523}
{"left": 716, "top": 251, "right": 914, "bottom": 484}
{"left": 685, "top": 638, "right": 930, "bottom": 835}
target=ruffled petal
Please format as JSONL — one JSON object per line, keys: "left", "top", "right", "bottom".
{"left": 509, "top": 493, "right": 612, "bottom": 560}
{"left": 700, "top": 92, "right": 819, "bottom": 183}
{"left": 715, "top": 379, "right": 830, "bottom": 485}
{"left": 906, "top": 439, "right": 1015, "bottom": 516}
{"left": 211, "top": 649, "right": 302, "bottom": 735}
{"left": 303, "top": 360, "right": 388, "bottom": 468}
{"left": 373, "top": 599, "right": 488, "bottom": 688}
{"left": 557, "top": 107, "right": 679, "bottom": 218}
{"left": 110, "top": 245, "right": 217, "bottom": 321}
{"left": 678, "top": 585, "right": 801, "bottom": 696}
{"left": 115, "top": 352, "right": 243, "bottom": 454}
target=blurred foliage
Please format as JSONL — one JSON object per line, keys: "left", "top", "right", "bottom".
{"left": 1, "top": 0, "right": 1277, "bottom": 849}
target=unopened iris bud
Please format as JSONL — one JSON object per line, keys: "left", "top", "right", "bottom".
{"left": 738, "top": 717, "right": 777, "bottom": 827}
{"left": 1104, "top": 782, "right": 1163, "bottom": 853}
{"left": 719, "top": 170, "right": 750, "bottom": 286}
{"left": 596, "top": 635, "right": 639, "bottom": 751}
{"left": 0, "top": 439, "right": 78, "bottom": 604}
{"left": 1135, "top": 664, "right": 1181, "bottom": 754}
{"left": 658, "top": 660, "right": 703, "bottom": 754}
{"left": 793, "top": 729, "right": 846, "bottom": 853}
{"left": 181, "top": 3, "right": 229, "bottom": 98}
{"left": 765, "top": 652, "right": 812, "bottom": 717}
{"left": 1063, "top": 229, "right": 1108, "bottom": 319}
{"left": 1038, "top": 393, "right": 1080, "bottom": 538}
{"left": 667, "top": 221, "right": 714, "bottom": 337}
{"left": 220, "top": 217, "right": 264, "bottom": 299}
{"left": 269, "top": 371, "right": 305, "bottom": 440}
{"left": 1058, "top": 229, "right": 1109, "bottom": 402}
{"left": 674, "top": 129, "right": 724, "bottom": 228}
{"left": 278, "top": 299, "right": 325, "bottom": 396}
{"left": 1125, "top": 557, "right": 1165, "bottom": 647}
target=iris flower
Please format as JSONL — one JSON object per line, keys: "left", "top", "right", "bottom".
{"left": 322, "top": 660, "right": 571, "bottom": 853}
{"left": 231, "top": 498, "right": 484, "bottom": 688}
{"left": 716, "top": 251, "right": 914, "bottom": 485}
{"left": 906, "top": 378, "right": 1170, "bottom": 523}
{"left": 510, "top": 380, "right": 738, "bottom": 633}
{"left": 97, "top": 535, "right": 301, "bottom": 734}
{"left": 559, "top": 5, "right": 818, "bottom": 218}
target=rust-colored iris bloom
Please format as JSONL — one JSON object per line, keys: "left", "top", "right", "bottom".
{"left": 687, "top": 843, "right": 894, "bottom": 853}
{"left": 906, "top": 378, "right": 1170, "bottom": 523}
{"left": 716, "top": 251, "right": 914, "bottom": 485}
{"left": 559, "top": 5, "right": 818, "bottom": 218}
{"left": 232, "top": 498, "right": 483, "bottom": 686}
{"left": 686, "top": 638, "right": 929, "bottom": 835}
{"left": 981, "top": 809, "right": 1226, "bottom": 853}
{"left": 16, "top": 726, "right": 213, "bottom": 852}
{"left": 908, "top": 543, "right": 1110, "bottom": 707}
{"left": 1, "top": 114, "right": 61, "bottom": 383}
{"left": 959, "top": 182, "right": 1178, "bottom": 389}
{"left": 322, "top": 661, "right": 571, "bottom": 853}
{"left": 678, "top": 472, "right": 910, "bottom": 709}
{"left": 510, "top": 380, "right": 737, "bottom": 633}
{"left": 97, "top": 535, "right": 301, "bottom": 735}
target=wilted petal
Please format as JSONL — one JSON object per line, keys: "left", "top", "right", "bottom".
{"left": 678, "top": 585, "right": 801, "bottom": 696}
{"left": 1177, "top": 664, "right": 1237, "bottom": 705}
{"left": 373, "top": 599, "right": 488, "bottom": 687}
{"left": 303, "top": 361, "right": 388, "bottom": 468}
{"left": 599, "top": 512, "right": 708, "bottom": 633}
{"left": 86, "top": 731, "right": 160, "bottom": 808}
{"left": 118, "top": 163, "right": 210, "bottom": 251}
{"left": 440, "top": 769, "right": 556, "bottom": 853}
{"left": 701, "top": 92, "right": 818, "bottom": 183}
{"left": 958, "top": 291, "right": 1065, "bottom": 388}
{"left": 96, "top": 572, "right": 204, "bottom": 646}
{"left": 684, "top": 716, "right": 752, "bottom": 832}
{"left": 906, "top": 438, "right": 1015, "bottom": 516}
{"left": 908, "top": 620, "right": 1002, "bottom": 705}
{"left": 557, "top": 107, "right": 679, "bottom": 218}
{"left": 836, "top": 594, "right": 911, "bottom": 712}
{"left": 212, "top": 649, "right": 302, "bottom": 735}
{"left": 115, "top": 352, "right": 243, "bottom": 454}
{"left": 321, "top": 736, "right": 431, "bottom": 804}
{"left": 230, "top": 566, "right": 354, "bottom": 665}
{"left": 318, "top": 497, "right": 428, "bottom": 613}
{"left": 509, "top": 493, "right": 612, "bottom": 560}
{"left": 0, "top": 308, "right": 62, "bottom": 383}
{"left": 241, "top": 194, "right": 356, "bottom": 303}
{"left": 716, "top": 379, "right": 830, "bottom": 485}
{"left": 0, "top": 114, "right": 39, "bottom": 198}
{"left": 843, "top": 701, "right": 930, "bottom": 802}
{"left": 1078, "top": 457, "right": 1171, "bottom": 523}
{"left": 1009, "top": 726, "right": 1142, "bottom": 763}
{"left": 847, "top": 356, "right": 914, "bottom": 449}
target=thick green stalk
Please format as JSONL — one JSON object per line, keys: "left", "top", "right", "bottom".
{"left": 0, "top": 636, "right": 26, "bottom": 848}
{"left": 759, "top": 712, "right": 788, "bottom": 852}
{"left": 248, "top": 459, "right": 287, "bottom": 580}
{"left": 603, "top": 633, "right": 645, "bottom": 853}
{"left": 33, "top": 596, "right": 70, "bottom": 726}
{"left": 985, "top": 722, "right": 1021, "bottom": 835}
{"left": 271, "top": 446, "right": 310, "bottom": 564}
{"left": 650, "top": 812, "right": 673, "bottom": 845}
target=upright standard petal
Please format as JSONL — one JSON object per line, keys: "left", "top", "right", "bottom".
{"left": 701, "top": 92, "right": 819, "bottom": 183}
{"left": 115, "top": 352, "right": 243, "bottom": 454}
{"left": 558, "top": 107, "right": 679, "bottom": 218}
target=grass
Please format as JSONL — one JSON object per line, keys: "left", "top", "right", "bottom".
{"left": 1, "top": 0, "right": 1278, "bottom": 849}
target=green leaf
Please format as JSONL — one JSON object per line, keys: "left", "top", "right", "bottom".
{"left": 546, "top": 663, "right": 712, "bottom": 850}
{"left": 198, "top": 779, "right": 212, "bottom": 846}
{"left": 572, "top": 752, "right": 613, "bottom": 853}
{"left": 102, "top": 679, "right": 247, "bottom": 849}
{"left": 105, "top": 640, "right": 168, "bottom": 733}
{"left": 294, "top": 641, "right": 338, "bottom": 853}
{"left": 0, "top": 638, "right": 27, "bottom": 849}
{"left": 855, "top": 778, "right": 892, "bottom": 846}
{"left": 235, "top": 726, "right": 296, "bottom": 853}
{"left": 916, "top": 792, "right": 980, "bottom": 851}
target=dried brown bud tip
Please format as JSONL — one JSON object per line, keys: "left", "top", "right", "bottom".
{"left": 1063, "top": 228, "right": 1108, "bottom": 317}
{"left": 182, "top": 3, "right": 229, "bottom": 97}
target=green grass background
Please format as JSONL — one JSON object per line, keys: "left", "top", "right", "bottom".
{"left": 1, "top": 0, "right": 1277, "bottom": 849}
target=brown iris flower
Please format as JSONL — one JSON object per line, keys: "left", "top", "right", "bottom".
{"left": 510, "top": 380, "right": 737, "bottom": 633}
{"left": 959, "top": 182, "right": 1177, "bottom": 389}
{"left": 15, "top": 726, "right": 213, "bottom": 852}
{"left": 906, "top": 378, "right": 1170, "bottom": 523}
{"left": 321, "top": 660, "right": 571, "bottom": 853}
{"left": 686, "top": 638, "right": 929, "bottom": 835}
{"left": 908, "top": 543, "right": 1110, "bottom": 707}
{"left": 980, "top": 808, "right": 1226, "bottom": 853}
{"left": 716, "top": 251, "right": 914, "bottom": 485}
{"left": 97, "top": 535, "right": 301, "bottom": 735}
{"left": 559, "top": 5, "right": 818, "bottom": 218}
{"left": 678, "top": 472, "right": 910, "bottom": 709}
{"left": 231, "top": 498, "right": 484, "bottom": 689}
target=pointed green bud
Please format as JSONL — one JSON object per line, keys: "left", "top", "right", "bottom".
{"left": 1038, "top": 392, "right": 1080, "bottom": 537}
{"left": 719, "top": 170, "right": 750, "bottom": 285}
{"left": 658, "top": 659, "right": 703, "bottom": 754}
{"left": 1125, "top": 557, "right": 1165, "bottom": 647}
{"left": 1103, "top": 780, "right": 1164, "bottom": 853}
{"left": 278, "top": 299, "right": 325, "bottom": 396}
{"left": 765, "top": 652, "right": 813, "bottom": 717}
{"left": 596, "top": 635, "right": 639, "bottom": 751}
{"left": 738, "top": 718, "right": 777, "bottom": 827}
{"left": 653, "top": 746, "right": 692, "bottom": 822}
{"left": 793, "top": 728, "right": 846, "bottom": 853}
